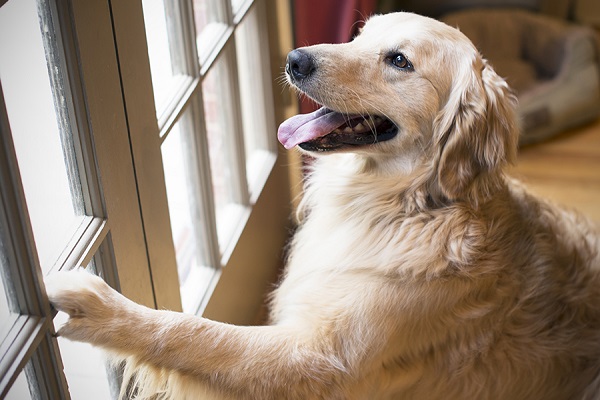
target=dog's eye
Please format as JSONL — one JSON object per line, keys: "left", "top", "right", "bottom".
{"left": 387, "top": 53, "right": 413, "bottom": 71}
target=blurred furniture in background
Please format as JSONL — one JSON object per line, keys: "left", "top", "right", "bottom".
{"left": 379, "top": 0, "right": 600, "bottom": 144}
{"left": 441, "top": 8, "right": 600, "bottom": 144}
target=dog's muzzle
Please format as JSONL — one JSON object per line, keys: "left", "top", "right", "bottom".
{"left": 280, "top": 49, "right": 399, "bottom": 152}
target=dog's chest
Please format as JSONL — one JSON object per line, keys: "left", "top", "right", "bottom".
{"left": 270, "top": 212, "right": 444, "bottom": 324}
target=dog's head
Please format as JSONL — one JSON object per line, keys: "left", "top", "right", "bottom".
{"left": 278, "top": 12, "right": 518, "bottom": 203}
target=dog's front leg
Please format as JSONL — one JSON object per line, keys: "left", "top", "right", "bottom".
{"left": 46, "top": 270, "right": 350, "bottom": 399}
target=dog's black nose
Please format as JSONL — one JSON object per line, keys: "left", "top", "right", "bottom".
{"left": 286, "top": 49, "right": 315, "bottom": 81}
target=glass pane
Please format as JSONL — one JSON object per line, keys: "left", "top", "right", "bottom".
{"left": 5, "top": 362, "right": 41, "bottom": 400}
{"left": 231, "top": 0, "right": 245, "bottom": 15}
{"left": 142, "top": 0, "right": 191, "bottom": 117}
{"left": 193, "top": 0, "right": 226, "bottom": 34}
{"left": 202, "top": 54, "right": 247, "bottom": 248}
{"left": 0, "top": 0, "right": 86, "bottom": 273}
{"left": 234, "top": 6, "right": 275, "bottom": 186}
{"left": 193, "top": 0, "right": 228, "bottom": 62}
{"left": 162, "top": 110, "right": 216, "bottom": 313}
{"left": 203, "top": 64, "right": 234, "bottom": 216}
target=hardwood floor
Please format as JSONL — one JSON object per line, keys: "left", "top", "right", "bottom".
{"left": 510, "top": 117, "right": 600, "bottom": 225}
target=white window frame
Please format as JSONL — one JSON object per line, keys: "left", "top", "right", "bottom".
{"left": 112, "top": 0, "right": 291, "bottom": 318}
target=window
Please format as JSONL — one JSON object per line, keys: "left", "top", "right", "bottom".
{"left": 0, "top": 0, "right": 291, "bottom": 398}
{"left": 0, "top": 0, "right": 86, "bottom": 275}
{"left": 140, "top": 0, "right": 280, "bottom": 314}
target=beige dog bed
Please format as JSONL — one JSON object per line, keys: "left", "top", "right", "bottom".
{"left": 441, "top": 8, "right": 600, "bottom": 144}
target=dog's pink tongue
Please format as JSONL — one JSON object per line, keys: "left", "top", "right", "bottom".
{"left": 278, "top": 107, "right": 348, "bottom": 149}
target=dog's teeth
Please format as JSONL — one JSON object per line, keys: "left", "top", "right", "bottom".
{"left": 333, "top": 128, "right": 341, "bottom": 134}
{"left": 354, "top": 123, "right": 365, "bottom": 131}
{"left": 343, "top": 127, "right": 353, "bottom": 133}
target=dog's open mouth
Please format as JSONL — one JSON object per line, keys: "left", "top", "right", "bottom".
{"left": 278, "top": 107, "right": 398, "bottom": 152}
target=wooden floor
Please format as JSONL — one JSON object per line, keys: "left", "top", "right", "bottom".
{"left": 510, "top": 117, "right": 600, "bottom": 225}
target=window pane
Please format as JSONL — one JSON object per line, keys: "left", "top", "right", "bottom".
{"left": 5, "top": 362, "right": 41, "bottom": 400}
{"left": 203, "top": 63, "right": 234, "bottom": 215}
{"left": 0, "top": 0, "right": 86, "bottom": 273}
{"left": 193, "top": 0, "right": 226, "bottom": 37}
{"left": 234, "top": 5, "right": 276, "bottom": 187}
{"left": 162, "top": 110, "right": 216, "bottom": 313}
{"left": 203, "top": 54, "right": 247, "bottom": 249}
{"left": 231, "top": 0, "right": 245, "bottom": 15}
{"left": 193, "top": 0, "right": 228, "bottom": 62}
{"left": 142, "top": 0, "right": 191, "bottom": 117}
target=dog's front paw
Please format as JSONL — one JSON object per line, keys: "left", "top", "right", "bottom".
{"left": 45, "top": 270, "right": 121, "bottom": 344}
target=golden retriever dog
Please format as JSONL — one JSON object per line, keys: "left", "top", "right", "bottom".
{"left": 46, "top": 12, "right": 600, "bottom": 399}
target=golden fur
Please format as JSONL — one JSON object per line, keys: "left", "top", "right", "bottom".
{"left": 46, "top": 12, "right": 600, "bottom": 399}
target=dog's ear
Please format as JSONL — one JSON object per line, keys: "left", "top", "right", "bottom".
{"left": 433, "top": 58, "right": 519, "bottom": 203}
